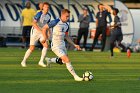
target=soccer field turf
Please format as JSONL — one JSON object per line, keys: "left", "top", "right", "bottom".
{"left": 0, "top": 47, "right": 140, "bottom": 93}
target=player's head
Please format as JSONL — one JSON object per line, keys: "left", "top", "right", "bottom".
{"left": 113, "top": 8, "right": 119, "bottom": 15}
{"left": 98, "top": 4, "right": 103, "bottom": 11}
{"left": 38, "top": 2, "right": 44, "bottom": 10}
{"left": 25, "top": 1, "right": 31, "bottom": 9}
{"left": 60, "top": 9, "right": 70, "bottom": 23}
{"left": 43, "top": 2, "right": 50, "bottom": 13}
{"left": 82, "top": 7, "right": 88, "bottom": 15}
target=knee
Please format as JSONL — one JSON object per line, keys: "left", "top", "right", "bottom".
{"left": 62, "top": 57, "right": 70, "bottom": 63}
{"left": 29, "top": 46, "right": 35, "bottom": 51}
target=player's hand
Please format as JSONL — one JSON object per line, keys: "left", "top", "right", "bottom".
{"left": 74, "top": 44, "right": 81, "bottom": 50}
{"left": 40, "top": 37, "right": 47, "bottom": 44}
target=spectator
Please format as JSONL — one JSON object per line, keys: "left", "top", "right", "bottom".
{"left": 77, "top": 7, "right": 90, "bottom": 51}
{"left": 21, "top": 1, "right": 36, "bottom": 48}
{"left": 90, "top": 4, "right": 111, "bottom": 52}
{"left": 37, "top": 2, "right": 43, "bottom": 13}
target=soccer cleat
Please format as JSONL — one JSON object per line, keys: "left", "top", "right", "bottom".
{"left": 45, "top": 57, "right": 51, "bottom": 67}
{"left": 21, "top": 61, "right": 27, "bottom": 67}
{"left": 38, "top": 62, "right": 47, "bottom": 67}
{"left": 74, "top": 76, "right": 83, "bottom": 81}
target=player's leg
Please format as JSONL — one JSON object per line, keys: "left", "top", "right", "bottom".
{"left": 110, "top": 31, "right": 116, "bottom": 57}
{"left": 38, "top": 41, "right": 48, "bottom": 67}
{"left": 117, "top": 35, "right": 126, "bottom": 52}
{"left": 46, "top": 48, "right": 83, "bottom": 81}
{"left": 21, "top": 27, "right": 38, "bottom": 67}
{"left": 21, "top": 45, "right": 35, "bottom": 67}
{"left": 60, "top": 55, "right": 83, "bottom": 81}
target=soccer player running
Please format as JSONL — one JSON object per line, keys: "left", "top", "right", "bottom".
{"left": 21, "top": 2, "right": 51, "bottom": 67}
{"left": 109, "top": 8, "right": 126, "bottom": 57}
{"left": 103, "top": 5, "right": 126, "bottom": 57}
{"left": 42, "top": 9, "right": 83, "bottom": 81}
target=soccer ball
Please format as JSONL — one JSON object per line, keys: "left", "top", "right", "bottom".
{"left": 83, "top": 71, "right": 94, "bottom": 81}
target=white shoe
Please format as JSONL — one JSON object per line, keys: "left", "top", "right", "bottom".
{"left": 38, "top": 62, "right": 46, "bottom": 67}
{"left": 21, "top": 61, "right": 27, "bottom": 67}
{"left": 74, "top": 76, "right": 83, "bottom": 81}
{"left": 45, "top": 57, "right": 51, "bottom": 67}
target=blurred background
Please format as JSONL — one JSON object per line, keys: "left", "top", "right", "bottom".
{"left": 0, "top": 0, "right": 140, "bottom": 52}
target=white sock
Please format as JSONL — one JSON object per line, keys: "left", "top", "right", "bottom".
{"left": 66, "top": 62, "right": 78, "bottom": 77}
{"left": 50, "top": 58, "right": 57, "bottom": 63}
{"left": 22, "top": 49, "right": 32, "bottom": 63}
{"left": 39, "top": 47, "right": 47, "bottom": 63}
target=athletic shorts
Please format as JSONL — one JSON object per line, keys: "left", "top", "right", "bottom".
{"left": 22, "top": 26, "right": 32, "bottom": 37}
{"left": 52, "top": 47, "right": 67, "bottom": 58}
{"left": 30, "top": 27, "right": 44, "bottom": 45}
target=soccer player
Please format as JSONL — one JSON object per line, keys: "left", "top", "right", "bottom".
{"left": 42, "top": 9, "right": 83, "bottom": 81}
{"left": 21, "top": 2, "right": 51, "bottom": 67}
{"left": 109, "top": 8, "right": 126, "bottom": 57}
{"left": 21, "top": 1, "right": 36, "bottom": 48}
{"left": 103, "top": 5, "right": 126, "bottom": 57}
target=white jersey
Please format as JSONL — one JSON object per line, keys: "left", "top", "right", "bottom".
{"left": 34, "top": 11, "right": 51, "bottom": 28}
{"left": 48, "top": 18, "right": 69, "bottom": 49}
{"left": 30, "top": 11, "right": 51, "bottom": 45}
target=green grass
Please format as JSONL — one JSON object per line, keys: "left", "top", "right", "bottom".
{"left": 0, "top": 47, "right": 140, "bottom": 93}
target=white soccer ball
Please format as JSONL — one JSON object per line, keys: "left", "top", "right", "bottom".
{"left": 83, "top": 71, "right": 94, "bottom": 81}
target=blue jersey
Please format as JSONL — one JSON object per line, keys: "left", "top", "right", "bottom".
{"left": 34, "top": 11, "right": 51, "bottom": 28}
{"left": 48, "top": 18, "right": 69, "bottom": 48}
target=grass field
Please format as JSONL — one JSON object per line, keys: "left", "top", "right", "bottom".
{"left": 0, "top": 47, "right": 140, "bottom": 93}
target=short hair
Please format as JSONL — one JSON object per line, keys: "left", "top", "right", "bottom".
{"left": 25, "top": 1, "right": 31, "bottom": 8}
{"left": 43, "top": 2, "right": 50, "bottom": 7}
{"left": 114, "top": 8, "right": 119, "bottom": 14}
{"left": 61, "top": 9, "right": 70, "bottom": 14}
{"left": 98, "top": 4, "right": 103, "bottom": 10}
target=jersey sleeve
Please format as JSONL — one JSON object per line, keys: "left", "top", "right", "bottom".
{"left": 48, "top": 18, "right": 60, "bottom": 28}
{"left": 48, "top": 13, "right": 51, "bottom": 23}
{"left": 34, "top": 11, "right": 42, "bottom": 21}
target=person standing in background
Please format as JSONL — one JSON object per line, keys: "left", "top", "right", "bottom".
{"left": 90, "top": 4, "right": 111, "bottom": 52}
{"left": 77, "top": 7, "right": 90, "bottom": 51}
{"left": 37, "top": 2, "right": 44, "bottom": 13}
{"left": 21, "top": 1, "right": 36, "bottom": 48}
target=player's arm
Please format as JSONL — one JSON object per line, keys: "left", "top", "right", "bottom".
{"left": 65, "top": 34, "right": 81, "bottom": 50}
{"left": 32, "top": 20, "right": 42, "bottom": 32}
{"left": 32, "top": 12, "right": 42, "bottom": 32}
{"left": 42, "top": 24, "right": 49, "bottom": 43}
{"left": 96, "top": 18, "right": 98, "bottom": 27}
{"left": 103, "top": 5, "right": 113, "bottom": 14}
{"left": 42, "top": 19, "right": 58, "bottom": 43}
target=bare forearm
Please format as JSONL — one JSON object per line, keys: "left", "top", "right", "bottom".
{"left": 33, "top": 22, "right": 41, "bottom": 32}
{"left": 96, "top": 19, "right": 98, "bottom": 27}
{"left": 65, "top": 36, "right": 75, "bottom": 46}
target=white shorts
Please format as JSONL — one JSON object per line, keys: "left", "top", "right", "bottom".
{"left": 30, "top": 27, "right": 44, "bottom": 45}
{"left": 52, "top": 47, "right": 67, "bottom": 58}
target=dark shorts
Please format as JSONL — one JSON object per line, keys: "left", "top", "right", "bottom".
{"left": 22, "top": 26, "right": 32, "bottom": 37}
{"left": 110, "top": 29, "right": 123, "bottom": 43}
